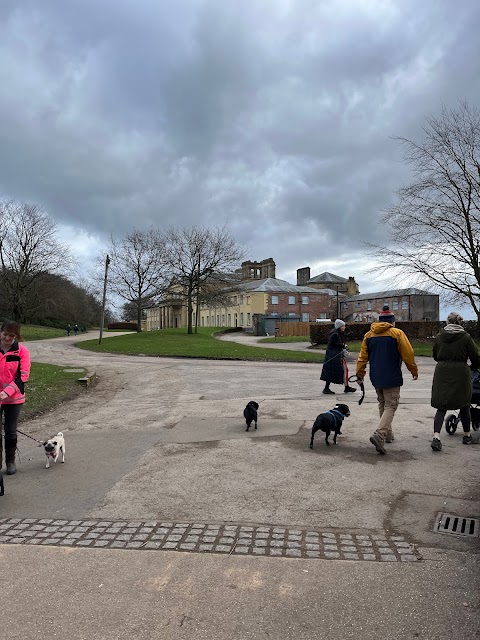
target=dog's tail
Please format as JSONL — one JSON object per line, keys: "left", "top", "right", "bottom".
{"left": 57, "top": 432, "right": 64, "bottom": 437}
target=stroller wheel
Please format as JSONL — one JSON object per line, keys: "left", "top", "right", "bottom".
{"left": 445, "top": 414, "right": 458, "bottom": 435}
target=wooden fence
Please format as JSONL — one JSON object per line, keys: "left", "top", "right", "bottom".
{"left": 275, "top": 321, "right": 316, "bottom": 337}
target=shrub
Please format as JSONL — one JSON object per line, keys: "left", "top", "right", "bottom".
{"left": 107, "top": 322, "right": 138, "bottom": 331}
{"left": 309, "top": 320, "right": 444, "bottom": 345}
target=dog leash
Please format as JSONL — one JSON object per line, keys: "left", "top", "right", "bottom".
{"left": 16, "top": 428, "right": 44, "bottom": 446}
{"left": 348, "top": 375, "right": 365, "bottom": 405}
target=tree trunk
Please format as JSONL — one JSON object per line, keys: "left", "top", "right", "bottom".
{"left": 137, "top": 298, "right": 142, "bottom": 332}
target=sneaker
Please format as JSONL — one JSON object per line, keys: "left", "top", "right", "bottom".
{"left": 431, "top": 437, "right": 442, "bottom": 451}
{"left": 322, "top": 388, "right": 335, "bottom": 395}
{"left": 369, "top": 433, "right": 386, "bottom": 455}
{"left": 462, "top": 435, "right": 473, "bottom": 445}
{"left": 344, "top": 386, "right": 357, "bottom": 393}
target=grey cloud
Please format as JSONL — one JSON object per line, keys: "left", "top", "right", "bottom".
{"left": 0, "top": 0, "right": 479, "bottom": 282}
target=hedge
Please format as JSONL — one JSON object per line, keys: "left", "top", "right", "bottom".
{"left": 310, "top": 321, "right": 444, "bottom": 345}
{"left": 107, "top": 322, "right": 138, "bottom": 331}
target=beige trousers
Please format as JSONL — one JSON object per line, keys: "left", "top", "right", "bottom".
{"left": 375, "top": 387, "right": 400, "bottom": 440}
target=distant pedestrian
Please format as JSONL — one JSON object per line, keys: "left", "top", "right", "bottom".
{"left": 66, "top": 324, "right": 71, "bottom": 336}
{"left": 73, "top": 324, "right": 79, "bottom": 336}
{"left": 356, "top": 310, "right": 418, "bottom": 454}
{"left": 430, "top": 312, "right": 480, "bottom": 451}
{"left": 320, "top": 320, "right": 357, "bottom": 395}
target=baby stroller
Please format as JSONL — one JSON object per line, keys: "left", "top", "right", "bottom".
{"left": 445, "top": 370, "right": 480, "bottom": 435}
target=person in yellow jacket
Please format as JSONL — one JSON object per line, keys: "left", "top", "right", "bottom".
{"left": 356, "top": 311, "right": 418, "bottom": 454}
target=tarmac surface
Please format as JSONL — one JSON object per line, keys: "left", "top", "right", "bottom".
{"left": 1, "top": 330, "right": 479, "bottom": 639}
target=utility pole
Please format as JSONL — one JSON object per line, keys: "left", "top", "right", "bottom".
{"left": 336, "top": 286, "right": 339, "bottom": 319}
{"left": 99, "top": 254, "right": 111, "bottom": 345}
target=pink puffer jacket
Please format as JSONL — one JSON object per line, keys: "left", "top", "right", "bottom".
{"left": 0, "top": 342, "right": 31, "bottom": 404}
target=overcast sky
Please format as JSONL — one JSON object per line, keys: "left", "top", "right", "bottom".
{"left": 1, "top": 0, "right": 479, "bottom": 313}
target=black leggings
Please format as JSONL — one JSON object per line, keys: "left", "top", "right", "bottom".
{"left": 1, "top": 404, "right": 23, "bottom": 440}
{"left": 434, "top": 406, "right": 470, "bottom": 434}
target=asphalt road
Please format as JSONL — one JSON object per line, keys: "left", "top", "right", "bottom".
{"left": 1, "top": 331, "right": 479, "bottom": 639}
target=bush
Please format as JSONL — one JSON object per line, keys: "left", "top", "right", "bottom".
{"left": 310, "top": 320, "right": 444, "bottom": 345}
{"left": 107, "top": 322, "right": 138, "bottom": 331}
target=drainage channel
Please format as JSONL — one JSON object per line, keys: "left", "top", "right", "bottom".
{"left": 0, "top": 517, "right": 421, "bottom": 562}
{"left": 433, "top": 513, "right": 480, "bottom": 538}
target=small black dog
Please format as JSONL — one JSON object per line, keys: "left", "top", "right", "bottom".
{"left": 310, "top": 404, "right": 351, "bottom": 449}
{"left": 244, "top": 401, "right": 259, "bottom": 431}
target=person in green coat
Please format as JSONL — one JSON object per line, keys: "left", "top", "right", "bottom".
{"left": 431, "top": 312, "right": 480, "bottom": 451}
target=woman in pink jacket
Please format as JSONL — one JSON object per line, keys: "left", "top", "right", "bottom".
{"left": 0, "top": 321, "right": 31, "bottom": 475}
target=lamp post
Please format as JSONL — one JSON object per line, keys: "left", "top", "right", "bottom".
{"left": 336, "top": 286, "right": 339, "bottom": 319}
{"left": 98, "top": 254, "right": 110, "bottom": 345}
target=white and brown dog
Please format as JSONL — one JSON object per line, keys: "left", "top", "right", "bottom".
{"left": 43, "top": 432, "right": 65, "bottom": 469}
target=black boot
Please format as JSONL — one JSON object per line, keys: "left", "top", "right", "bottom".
{"left": 323, "top": 384, "right": 334, "bottom": 395}
{"left": 344, "top": 385, "right": 357, "bottom": 393}
{"left": 5, "top": 437, "right": 17, "bottom": 475}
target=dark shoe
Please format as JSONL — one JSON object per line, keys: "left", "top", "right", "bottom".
{"left": 385, "top": 433, "right": 394, "bottom": 443}
{"left": 6, "top": 462, "right": 16, "bottom": 475}
{"left": 344, "top": 386, "right": 357, "bottom": 393}
{"left": 431, "top": 437, "right": 442, "bottom": 451}
{"left": 370, "top": 433, "right": 386, "bottom": 455}
{"left": 462, "top": 435, "right": 473, "bottom": 445}
{"left": 322, "top": 388, "right": 335, "bottom": 395}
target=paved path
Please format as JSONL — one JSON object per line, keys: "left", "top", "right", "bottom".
{"left": 1, "top": 332, "right": 479, "bottom": 639}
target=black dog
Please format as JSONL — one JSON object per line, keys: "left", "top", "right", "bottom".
{"left": 310, "top": 404, "right": 351, "bottom": 448}
{"left": 244, "top": 401, "right": 259, "bottom": 431}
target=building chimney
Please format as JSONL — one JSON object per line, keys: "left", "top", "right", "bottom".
{"left": 297, "top": 267, "right": 310, "bottom": 285}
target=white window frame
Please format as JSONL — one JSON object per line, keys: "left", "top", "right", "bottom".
{"left": 288, "top": 295, "right": 295, "bottom": 305}
{"left": 302, "top": 296, "right": 309, "bottom": 305}
{"left": 271, "top": 295, "right": 279, "bottom": 305}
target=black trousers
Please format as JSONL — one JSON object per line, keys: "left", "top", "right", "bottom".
{"left": 1, "top": 404, "right": 23, "bottom": 440}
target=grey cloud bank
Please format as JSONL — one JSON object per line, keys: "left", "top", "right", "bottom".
{"left": 0, "top": 0, "right": 479, "bottom": 306}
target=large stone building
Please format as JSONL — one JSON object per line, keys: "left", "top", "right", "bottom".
{"left": 146, "top": 258, "right": 339, "bottom": 330}
{"left": 296, "top": 268, "right": 360, "bottom": 295}
{"left": 342, "top": 288, "right": 439, "bottom": 322}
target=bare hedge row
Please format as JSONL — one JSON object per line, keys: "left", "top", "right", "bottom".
{"left": 310, "top": 320, "right": 478, "bottom": 345}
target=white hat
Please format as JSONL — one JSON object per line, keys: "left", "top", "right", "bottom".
{"left": 334, "top": 319, "right": 345, "bottom": 329}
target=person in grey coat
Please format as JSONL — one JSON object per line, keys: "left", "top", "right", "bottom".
{"left": 431, "top": 312, "right": 480, "bottom": 451}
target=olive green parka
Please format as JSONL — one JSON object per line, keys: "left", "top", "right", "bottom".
{"left": 431, "top": 326, "right": 480, "bottom": 410}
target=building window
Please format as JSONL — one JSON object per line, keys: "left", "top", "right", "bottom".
{"left": 302, "top": 296, "right": 309, "bottom": 304}
{"left": 233, "top": 296, "right": 237, "bottom": 305}
{"left": 240, "top": 295, "right": 244, "bottom": 304}
{"left": 392, "top": 299, "right": 399, "bottom": 310}
{"left": 367, "top": 300, "right": 372, "bottom": 311}
{"left": 207, "top": 316, "right": 210, "bottom": 327}
{"left": 217, "top": 314, "right": 220, "bottom": 326}
{"left": 201, "top": 317, "right": 204, "bottom": 327}
{"left": 222, "top": 314, "right": 225, "bottom": 326}
{"left": 228, "top": 313, "right": 231, "bottom": 326}
{"left": 384, "top": 300, "right": 388, "bottom": 307}
{"left": 247, "top": 313, "right": 251, "bottom": 326}
{"left": 402, "top": 299, "right": 409, "bottom": 309}
{"left": 288, "top": 296, "right": 295, "bottom": 304}
{"left": 302, "top": 312, "right": 309, "bottom": 322}
{"left": 240, "top": 312, "right": 244, "bottom": 325}
{"left": 289, "top": 312, "right": 296, "bottom": 317}
{"left": 271, "top": 295, "right": 279, "bottom": 305}
{"left": 318, "top": 312, "right": 326, "bottom": 319}
{"left": 247, "top": 296, "right": 251, "bottom": 305}
{"left": 343, "top": 303, "right": 348, "bottom": 310}
{"left": 355, "top": 302, "right": 361, "bottom": 308}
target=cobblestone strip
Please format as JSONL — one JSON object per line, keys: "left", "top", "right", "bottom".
{"left": 0, "top": 518, "right": 420, "bottom": 562}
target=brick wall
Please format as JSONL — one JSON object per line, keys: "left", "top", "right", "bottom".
{"left": 265, "top": 292, "right": 336, "bottom": 321}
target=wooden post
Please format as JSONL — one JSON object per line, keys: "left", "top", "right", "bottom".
{"left": 98, "top": 254, "right": 110, "bottom": 345}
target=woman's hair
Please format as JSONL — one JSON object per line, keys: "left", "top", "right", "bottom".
{"left": 1, "top": 320, "right": 23, "bottom": 341}
{"left": 446, "top": 312, "right": 463, "bottom": 325}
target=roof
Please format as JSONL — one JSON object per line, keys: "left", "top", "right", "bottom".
{"left": 307, "top": 272, "right": 349, "bottom": 284}
{"left": 233, "top": 278, "right": 336, "bottom": 294}
{"left": 343, "top": 288, "right": 436, "bottom": 302}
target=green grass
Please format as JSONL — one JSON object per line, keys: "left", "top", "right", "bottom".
{"left": 22, "top": 362, "right": 88, "bottom": 422}
{"left": 258, "top": 336, "right": 311, "bottom": 343}
{"left": 22, "top": 325, "right": 65, "bottom": 340}
{"left": 76, "top": 327, "right": 326, "bottom": 363}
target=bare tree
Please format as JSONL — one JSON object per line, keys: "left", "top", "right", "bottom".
{"left": 163, "top": 226, "right": 244, "bottom": 334}
{"left": 0, "top": 201, "right": 72, "bottom": 322}
{"left": 107, "top": 228, "right": 167, "bottom": 331}
{"left": 367, "top": 101, "right": 480, "bottom": 327}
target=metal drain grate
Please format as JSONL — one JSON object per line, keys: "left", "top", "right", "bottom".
{"left": 434, "top": 513, "right": 479, "bottom": 538}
